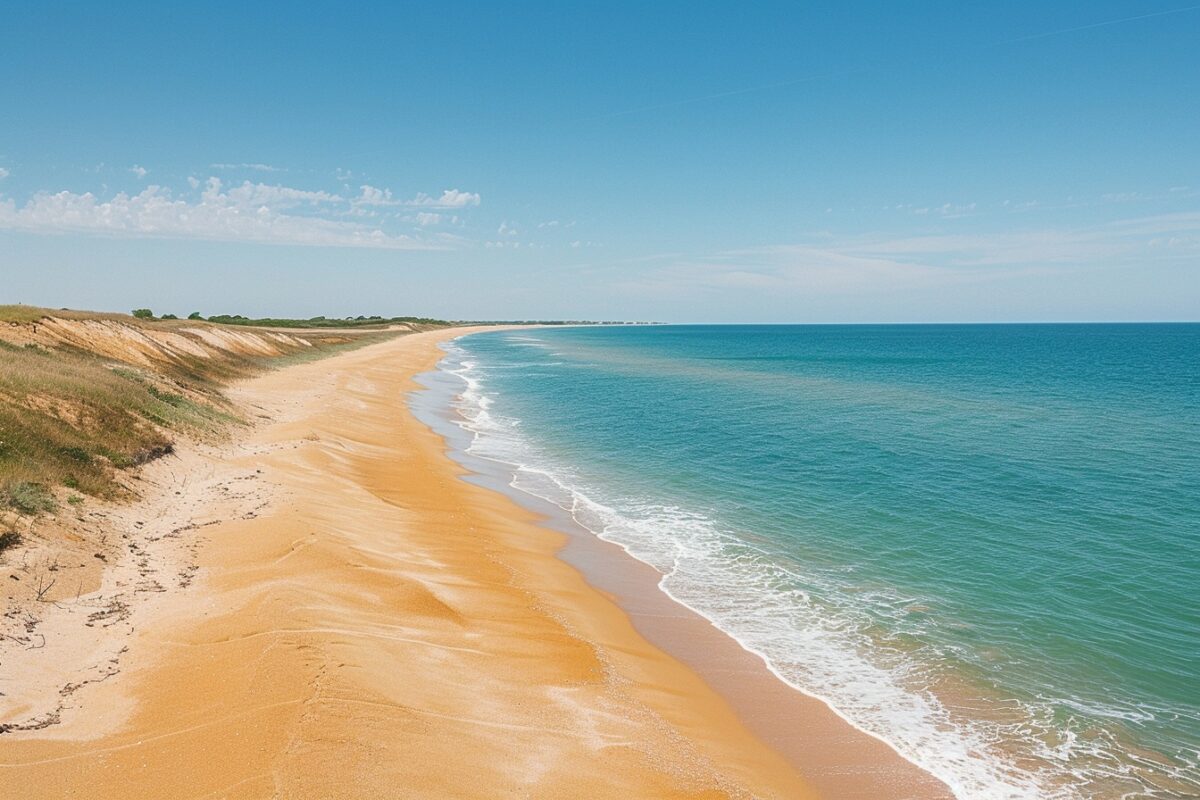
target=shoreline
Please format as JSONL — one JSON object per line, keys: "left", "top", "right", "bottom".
{"left": 417, "top": 331, "right": 954, "bottom": 799}
{"left": 1, "top": 326, "right": 950, "bottom": 798}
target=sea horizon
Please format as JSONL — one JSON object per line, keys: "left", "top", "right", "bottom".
{"left": 566, "top": 321, "right": 1200, "bottom": 327}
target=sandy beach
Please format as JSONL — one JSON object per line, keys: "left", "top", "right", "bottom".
{"left": 0, "top": 326, "right": 952, "bottom": 799}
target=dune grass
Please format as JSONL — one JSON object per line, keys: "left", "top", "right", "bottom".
{"left": 0, "top": 305, "right": 130, "bottom": 325}
{"left": 0, "top": 316, "right": 402, "bottom": 512}
{"left": 202, "top": 314, "right": 447, "bottom": 329}
{"left": 0, "top": 306, "right": 49, "bottom": 325}
{"left": 0, "top": 341, "right": 231, "bottom": 501}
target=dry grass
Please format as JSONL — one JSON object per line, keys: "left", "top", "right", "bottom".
{"left": 0, "top": 310, "right": 402, "bottom": 511}
{"left": 0, "top": 341, "right": 223, "bottom": 499}
{"left": 0, "top": 305, "right": 130, "bottom": 324}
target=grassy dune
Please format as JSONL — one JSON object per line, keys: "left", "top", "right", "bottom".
{"left": 0, "top": 305, "right": 441, "bottom": 519}
{"left": 0, "top": 340, "right": 226, "bottom": 502}
{"left": 203, "top": 313, "right": 448, "bottom": 328}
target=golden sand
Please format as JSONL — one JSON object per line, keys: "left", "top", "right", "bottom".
{"left": 0, "top": 327, "right": 951, "bottom": 799}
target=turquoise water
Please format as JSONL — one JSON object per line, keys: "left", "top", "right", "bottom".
{"left": 440, "top": 324, "right": 1200, "bottom": 799}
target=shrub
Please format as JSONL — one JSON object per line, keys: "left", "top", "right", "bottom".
{"left": 3, "top": 482, "right": 57, "bottom": 515}
{"left": 187, "top": 312, "right": 203, "bottom": 320}
{"left": 131, "top": 309, "right": 154, "bottom": 319}
{"left": 160, "top": 313, "right": 178, "bottom": 320}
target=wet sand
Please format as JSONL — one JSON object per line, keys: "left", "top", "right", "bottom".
{"left": 0, "top": 326, "right": 951, "bottom": 799}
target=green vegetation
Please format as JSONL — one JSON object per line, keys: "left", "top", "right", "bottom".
{"left": 0, "top": 305, "right": 151, "bottom": 326}
{"left": 2, "top": 481, "right": 58, "bottom": 514}
{"left": 204, "top": 314, "right": 448, "bottom": 329}
{"left": 0, "top": 316, "right": 402, "bottom": 516}
{"left": 0, "top": 343, "right": 229, "bottom": 504}
{"left": 1, "top": 305, "right": 451, "bottom": 329}
{"left": 0, "top": 305, "right": 52, "bottom": 324}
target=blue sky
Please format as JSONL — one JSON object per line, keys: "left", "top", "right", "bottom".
{"left": 1, "top": 1, "right": 1197, "bottom": 322}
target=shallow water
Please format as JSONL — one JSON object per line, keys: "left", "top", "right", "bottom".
{"left": 439, "top": 324, "right": 1200, "bottom": 799}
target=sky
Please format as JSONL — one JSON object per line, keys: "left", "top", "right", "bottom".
{"left": 1, "top": 1, "right": 1198, "bottom": 323}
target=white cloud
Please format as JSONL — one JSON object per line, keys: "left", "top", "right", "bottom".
{"left": 0, "top": 182, "right": 440, "bottom": 250}
{"left": 211, "top": 178, "right": 341, "bottom": 208}
{"left": 497, "top": 221, "right": 518, "bottom": 236}
{"left": 356, "top": 184, "right": 394, "bottom": 205}
{"left": 355, "top": 185, "right": 482, "bottom": 210}
{"left": 407, "top": 188, "right": 481, "bottom": 208}
{"left": 856, "top": 212, "right": 1200, "bottom": 266}
{"left": 538, "top": 220, "right": 560, "bottom": 229}
{"left": 629, "top": 246, "right": 987, "bottom": 298}
{"left": 912, "top": 202, "right": 978, "bottom": 218}
{"left": 210, "top": 162, "right": 282, "bottom": 172}
{"left": 0, "top": 168, "right": 9, "bottom": 180}
{"left": 627, "top": 212, "right": 1200, "bottom": 297}
{"left": 0, "top": 172, "right": 484, "bottom": 249}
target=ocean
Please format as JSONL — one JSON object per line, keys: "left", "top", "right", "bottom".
{"left": 428, "top": 324, "right": 1199, "bottom": 799}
